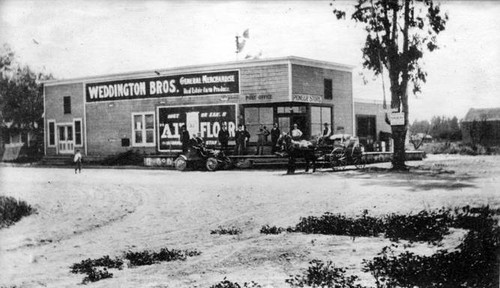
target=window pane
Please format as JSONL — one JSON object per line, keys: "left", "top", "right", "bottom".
{"left": 59, "top": 126, "right": 65, "bottom": 140}
{"left": 244, "top": 107, "right": 259, "bottom": 124}
{"left": 74, "top": 121, "right": 82, "bottom": 145}
{"left": 259, "top": 107, "right": 273, "bottom": 126}
{"left": 311, "top": 106, "right": 321, "bottom": 124}
{"left": 311, "top": 124, "right": 322, "bottom": 137}
{"left": 321, "top": 107, "right": 331, "bottom": 124}
{"left": 278, "top": 117, "right": 290, "bottom": 134}
{"left": 63, "top": 96, "right": 71, "bottom": 114}
{"left": 135, "top": 131, "right": 143, "bottom": 144}
{"left": 67, "top": 126, "right": 73, "bottom": 140}
{"left": 146, "top": 130, "right": 154, "bottom": 143}
{"left": 145, "top": 114, "right": 154, "bottom": 129}
{"left": 277, "top": 107, "right": 285, "bottom": 113}
{"left": 324, "top": 79, "right": 332, "bottom": 100}
{"left": 134, "top": 115, "right": 142, "bottom": 130}
{"left": 49, "top": 122, "right": 55, "bottom": 145}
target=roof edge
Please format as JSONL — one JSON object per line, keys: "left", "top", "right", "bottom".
{"left": 42, "top": 56, "right": 355, "bottom": 86}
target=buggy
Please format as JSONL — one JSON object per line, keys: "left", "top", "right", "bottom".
{"left": 316, "top": 134, "right": 366, "bottom": 171}
{"left": 174, "top": 144, "right": 232, "bottom": 171}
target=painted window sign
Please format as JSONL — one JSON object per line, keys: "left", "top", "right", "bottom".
{"left": 157, "top": 104, "right": 236, "bottom": 151}
{"left": 86, "top": 70, "right": 239, "bottom": 102}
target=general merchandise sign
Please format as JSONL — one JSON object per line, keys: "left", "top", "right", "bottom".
{"left": 85, "top": 70, "right": 239, "bottom": 102}
{"left": 157, "top": 104, "right": 237, "bottom": 151}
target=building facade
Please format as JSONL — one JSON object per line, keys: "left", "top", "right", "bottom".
{"left": 462, "top": 107, "right": 500, "bottom": 146}
{"left": 43, "top": 56, "right": 356, "bottom": 157}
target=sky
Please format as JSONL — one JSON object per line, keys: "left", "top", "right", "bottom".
{"left": 1, "top": 0, "right": 499, "bottom": 121}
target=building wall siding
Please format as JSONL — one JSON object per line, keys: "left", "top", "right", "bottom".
{"left": 354, "top": 101, "right": 392, "bottom": 139}
{"left": 291, "top": 64, "right": 353, "bottom": 134}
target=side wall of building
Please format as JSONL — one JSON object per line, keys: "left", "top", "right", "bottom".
{"left": 291, "top": 64, "right": 353, "bottom": 135}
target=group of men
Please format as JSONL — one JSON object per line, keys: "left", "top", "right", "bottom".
{"left": 179, "top": 121, "right": 333, "bottom": 155}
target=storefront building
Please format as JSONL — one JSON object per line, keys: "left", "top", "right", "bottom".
{"left": 43, "top": 56, "right": 355, "bottom": 157}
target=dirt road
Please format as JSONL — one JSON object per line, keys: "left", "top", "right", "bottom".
{"left": 1, "top": 155, "right": 498, "bottom": 287}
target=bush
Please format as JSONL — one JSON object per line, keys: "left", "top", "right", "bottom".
{"left": 124, "top": 248, "right": 201, "bottom": 267}
{"left": 71, "top": 248, "right": 201, "bottom": 284}
{"left": 260, "top": 225, "right": 285, "bottom": 235}
{"left": 81, "top": 267, "right": 113, "bottom": 284}
{"left": 290, "top": 210, "right": 385, "bottom": 238}
{"left": 210, "top": 277, "right": 262, "bottom": 288}
{"left": 0, "top": 196, "right": 36, "bottom": 228}
{"left": 286, "top": 260, "right": 366, "bottom": 288}
{"left": 363, "top": 206, "right": 500, "bottom": 288}
{"left": 384, "top": 208, "right": 453, "bottom": 244}
{"left": 211, "top": 226, "right": 242, "bottom": 235}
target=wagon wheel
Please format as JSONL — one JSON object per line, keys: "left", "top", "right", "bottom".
{"left": 330, "top": 150, "right": 347, "bottom": 171}
{"left": 206, "top": 157, "right": 219, "bottom": 171}
{"left": 174, "top": 156, "right": 188, "bottom": 171}
{"left": 353, "top": 153, "right": 366, "bottom": 169}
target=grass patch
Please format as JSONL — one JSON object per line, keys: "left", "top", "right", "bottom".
{"left": 0, "top": 196, "right": 36, "bottom": 228}
{"left": 211, "top": 225, "right": 242, "bottom": 235}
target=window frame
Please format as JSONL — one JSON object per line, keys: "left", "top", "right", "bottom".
{"left": 63, "top": 96, "right": 71, "bottom": 114}
{"left": 47, "top": 119, "right": 56, "bottom": 147}
{"left": 324, "top": 78, "right": 333, "bottom": 100}
{"left": 131, "top": 112, "right": 156, "bottom": 147}
{"left": 73, "top": 118, "right": 83, "bottom": 147}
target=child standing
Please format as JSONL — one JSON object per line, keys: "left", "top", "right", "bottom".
{"left": 74, "top": 149, "right": 82, "bottom": 174}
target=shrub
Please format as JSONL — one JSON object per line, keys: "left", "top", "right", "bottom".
{"left": 0, "top": 196, "right": 36, "bottom": 228}
{"left": 260, "top": 225, "right": 285, "bottom": 235}
{"left": 210, "top": 277, "right": 262, "bottom": 288}
{"left": 363, "top": 206, "right": 500, "bottom": 288}
{"left": 81, "top": 267, "right": 113, "bottom": 284}
{"left": 384, "top": 208, "right": 453, "bottom": 244}
{"left": 70, "top": 255, "right": 123, "bottom": 274}
{"left": 286, "top": 260, "right": 366, "bottom": 288}
{"left": 211, "top": 226, "right": 242, "bottom": 235}
{"left": 290, "top": 210, "right": 385, "bottom": 238}
{"left": 124, "top": 248, "right": 201, "bottom": 267}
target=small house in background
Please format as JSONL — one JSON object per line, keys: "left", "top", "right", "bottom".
{"left": 461, "top": 108, "right": 500, "bottom": 146}
{"left": 354, "top": 99, "right": 392, "bottom": 151}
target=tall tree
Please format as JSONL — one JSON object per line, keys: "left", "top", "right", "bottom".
{"left": 332, "top": 0, "right": 448, "bottom": 170}
{"left": 0, "top": 44, "right": 53, "bottom": 142}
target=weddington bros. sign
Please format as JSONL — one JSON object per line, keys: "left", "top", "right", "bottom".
{"left": 85, "top": 70, "right": 239, "bottom": 102}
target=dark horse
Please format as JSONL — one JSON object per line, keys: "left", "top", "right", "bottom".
{"left": 277, "top": 134, "right": 317, "bottom": 174}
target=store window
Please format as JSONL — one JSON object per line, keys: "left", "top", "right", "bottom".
{"left": 63, "top": 96, "right": 71, "bottom": 114}
{"left": 74, "top": 119, "right": 82, "bottom": 146}
{"left": 48, "top": 120, "right": 56, "bottom": 147}
{"left": 132, "top": 112, "right": 155, "bottom": 146}
{"left": 244, "top": 107, "right": 273, "bottom": 141}
{"left": 311, "top": 106, "right": 332, "bottom": 137}
{"left": 324, "top": 79, "right": 333, "bottom": 100}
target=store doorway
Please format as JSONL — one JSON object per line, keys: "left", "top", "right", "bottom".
{"left": 57, "top": 124, "right": 74, "bottom": 154}
{"left": 291, "top": 115, "right": 308, "bottom": 138}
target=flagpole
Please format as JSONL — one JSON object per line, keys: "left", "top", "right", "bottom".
{"left": 235, "top": 35, "right": 240, "bottom": 61}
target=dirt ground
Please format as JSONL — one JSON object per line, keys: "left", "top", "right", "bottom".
{"left": 0, "top": 154, "right": 499, "bottom": 288}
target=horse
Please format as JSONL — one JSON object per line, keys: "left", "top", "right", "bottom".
{"left": 277, "top": 133, "right": 317, "bottom": 174}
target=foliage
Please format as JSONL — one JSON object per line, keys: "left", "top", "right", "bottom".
{"left": 0, "top": 196, "right": 36, "bottom": 228}
{"left": 363, "top": 206, "right": 500, "bottom": 288}
{"left": 210, "top": 277, "right": 262, "bottom": 288}
{"left": 289, "top": 210, "right": 385, "bottom": 238}
{"left": 384, "top": 208, "right": 453, "bottom": 244}
{"left": 81, "top": 268, "right": 113, "bottom": 284}
{"left": 0, "top": 44, "right": 53, "bottom": 132}
{"left": 100, "top": 150, "right": 144, "bottom": 166}
{"left": 70, "top": 255, "right": 124, "bottom": 274}
{"left": 71, "top": 248, "right": 201, "bottom": 284}
{"left": 331, "top": 0, "right": 448, "bottom": 169}
{"left": 260, "top": 225, "right": 285, "bottom": 235}
{"left": 210, "top": 225, "right": 242, "bottom": 235}
{"left": 124, "top": 248, "right": 201, "bottom": 267}
{"left": 286, "top": 260, "right": 366, "bottom": 288}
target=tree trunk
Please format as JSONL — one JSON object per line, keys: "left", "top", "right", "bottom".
{"left": 391, "top": 125, "right": 407, "bottom": 170}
